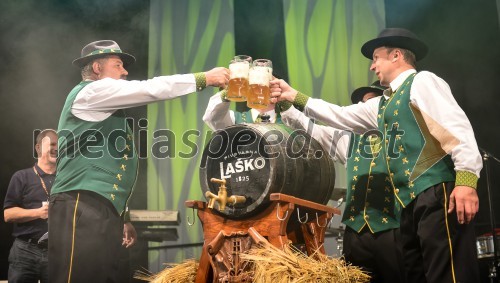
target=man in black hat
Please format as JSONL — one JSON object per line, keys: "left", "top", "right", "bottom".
{"left": 49, "top": 40, "right": 229, "bottom": 283}
{"left": 272, "top": 28, "right": 481, "bottom": 283}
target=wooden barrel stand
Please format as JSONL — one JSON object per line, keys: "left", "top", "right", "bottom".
{"left": 185, "top": 193, "right": 340, "bottom": 283}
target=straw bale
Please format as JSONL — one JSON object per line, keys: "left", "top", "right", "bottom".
{"left": 134, "top": 259, "right": 198, "bottom": 283}
{"left": 240, "top": 244, "right": 370, "bottom": 283}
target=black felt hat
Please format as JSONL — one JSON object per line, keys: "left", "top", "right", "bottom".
{"left": 350, "top": 80, "right": 386, "bottom": 104}
{"left": 361, "top": 28, "right": 428, "bottom": 61}
{"left": 72, "top": 40, "right": 136, "bottom": 68}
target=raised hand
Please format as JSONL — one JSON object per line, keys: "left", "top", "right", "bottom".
{"left": 205, "top": 67, "right": 230, "bottom": 89}
{"left": 270, "top": 78, "right": 298, "bottom": 103}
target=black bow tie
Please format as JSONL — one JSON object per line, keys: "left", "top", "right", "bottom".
{"left": 256, "top": 114, "right": 271, "bottom": 123}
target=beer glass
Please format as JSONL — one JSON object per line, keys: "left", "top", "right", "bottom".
{"left": 227, "top": 55, "right": 252, "bottom": 102}
{"left": 247, "top": 59, "right": 272, "bottom": 109}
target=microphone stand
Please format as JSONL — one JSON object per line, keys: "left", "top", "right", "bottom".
{"left": 479, "top": 147, "right": 500, "bottom": 282}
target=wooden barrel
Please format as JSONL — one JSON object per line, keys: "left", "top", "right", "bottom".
{"left": 199, "top": 123, "right": 335, "bottom": 219}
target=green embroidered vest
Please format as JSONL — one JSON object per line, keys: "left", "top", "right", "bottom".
{"left": 343, "top": 134, "right": 401, "bottom": 233}
{"left": 234, "top": 108, "right": 254, "bottom": 124}
{"left": 52, "top": 81, "right": 138, "bottom": 214}
{"left": 378, "top": 73, "right": 455, "bottom": 207}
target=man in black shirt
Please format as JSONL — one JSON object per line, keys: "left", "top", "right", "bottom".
{"left": 3, "top": 129, "right": 57, "bottom": 283}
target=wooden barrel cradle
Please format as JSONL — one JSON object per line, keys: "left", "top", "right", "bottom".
{"left": 199, "top": 123, "right": 335, "bottom": 219}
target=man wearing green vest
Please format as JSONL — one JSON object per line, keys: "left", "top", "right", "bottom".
{"left": 272, "top": 28, "right": 481, "bottom": 283}
{"left": 277, "top": 82, "right": 405, "bottom": 282}
{"left": 342, "top": 83, "right": 405, "bottom": 283}
{"left": 49, "top": 40, "right": 229, "bottom": 283}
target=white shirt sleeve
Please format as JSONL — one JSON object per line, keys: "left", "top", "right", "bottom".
{"left": 304, "top": 96, "right": 380, "bottom": 134}
{"left": 72, "top": 74, "right": 197, "bottom": 122}
{"left": 411, "top": 71, "right": 482, "bottom": 177}
{"left": 202, "top": 92, "right": 235, "bottom": 131}
{"left": 280, "top": 106, "right": 351, "bottom": 164}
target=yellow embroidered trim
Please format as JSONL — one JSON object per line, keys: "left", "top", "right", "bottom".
{"left": 357, "top": 222, "right": 367, "bottom": 233}
{"left": 442, "top": 183, "right": 457, "bottom": 283}
{"left": 219, "top": 89, "right": 229, "bottom": 102}
{"left": 293, "top": 92, "right": 309, "bottom": 111}
{"left": 455, "top": 171, "right": 478, "bottom": 189}
{"left": 277, "top": 101, "right": 293, "bottom": 112}
{"left": 193, "top": 72, "right": 206, "bottom": 91}
{"left": 68, "top": 193, "right": 80, "bottom": 283}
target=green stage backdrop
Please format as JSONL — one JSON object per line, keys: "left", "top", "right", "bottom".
{"left": 147, "top": 0, "right": 384, "bottom": 271}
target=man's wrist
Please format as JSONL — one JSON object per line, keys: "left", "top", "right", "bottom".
{"left": 455, "top": 171, "right": 478, "bottom": 189}
{"left": 293, "top": 92, "right": 310, "bottom": 112}
{"left": 220, "top": 89, "right": 230, "bottom": 102}
{"left": 194, "top": 72, "right": 207, "bottom": 91}
{"left": 277, "top": 101, "right": 293, "bottom": 112}
{"left": 122, "top": 209, "right": 131, "bottom": 222}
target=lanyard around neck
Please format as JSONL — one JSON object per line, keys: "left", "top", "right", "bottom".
{"left": 33, "top": 166, "right": 50, "bottom": 200}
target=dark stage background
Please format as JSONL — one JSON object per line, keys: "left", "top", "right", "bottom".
{"left": 0, "top": 0, "right": 499, "bottom": 281}
{"left": 0, "top": 0, "right": 150, "bottom": 281}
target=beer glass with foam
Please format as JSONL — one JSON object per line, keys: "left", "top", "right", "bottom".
{"left": 227, "top": 55, "right": 252, "bottom": 102}
{"left": 247, "top": 59, "right": 272, "bottom": 109}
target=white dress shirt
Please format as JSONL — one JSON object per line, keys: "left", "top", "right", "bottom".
{"left": 72, "top": 74, "right": 197, "bottom": 122}
{"left": 280, "top": 106, "right": 351, "bottom": 164}
{"left": 304, "top": 69, "right": 482, "bottom": 177}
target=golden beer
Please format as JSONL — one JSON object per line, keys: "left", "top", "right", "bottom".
{"left": 227, "top": 77, "right": 249, "bottom": 102}
{"left": 247, "top": 84, "right": 270, "bottom": 109}
{"left": 227, "top": 56, "right": 251, "bottom": 101}
{"left": 247, "top": 61, "right": 272, "bottom": 109}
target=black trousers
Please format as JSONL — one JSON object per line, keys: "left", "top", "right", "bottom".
{"left": 400, "top": 182, "right": 479, "bottom": 283}
{"left": 343, "top": 226, "right": 406, "bottom": 283}
{"left": 8, "top": 238, "right": 48, "bottom": 283}
{"left": 48, "top": 190, "right": 123, "bottom": 283}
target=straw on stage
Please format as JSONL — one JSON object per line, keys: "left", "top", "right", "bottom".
{"left": 134, "top": 259, "right": 198, "bottom": 283}
{"left": 135, "top": 244, "right": 370, "bottom": 283}
{"left": 240, "top": 243, "right": 370, "bottom": 283}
